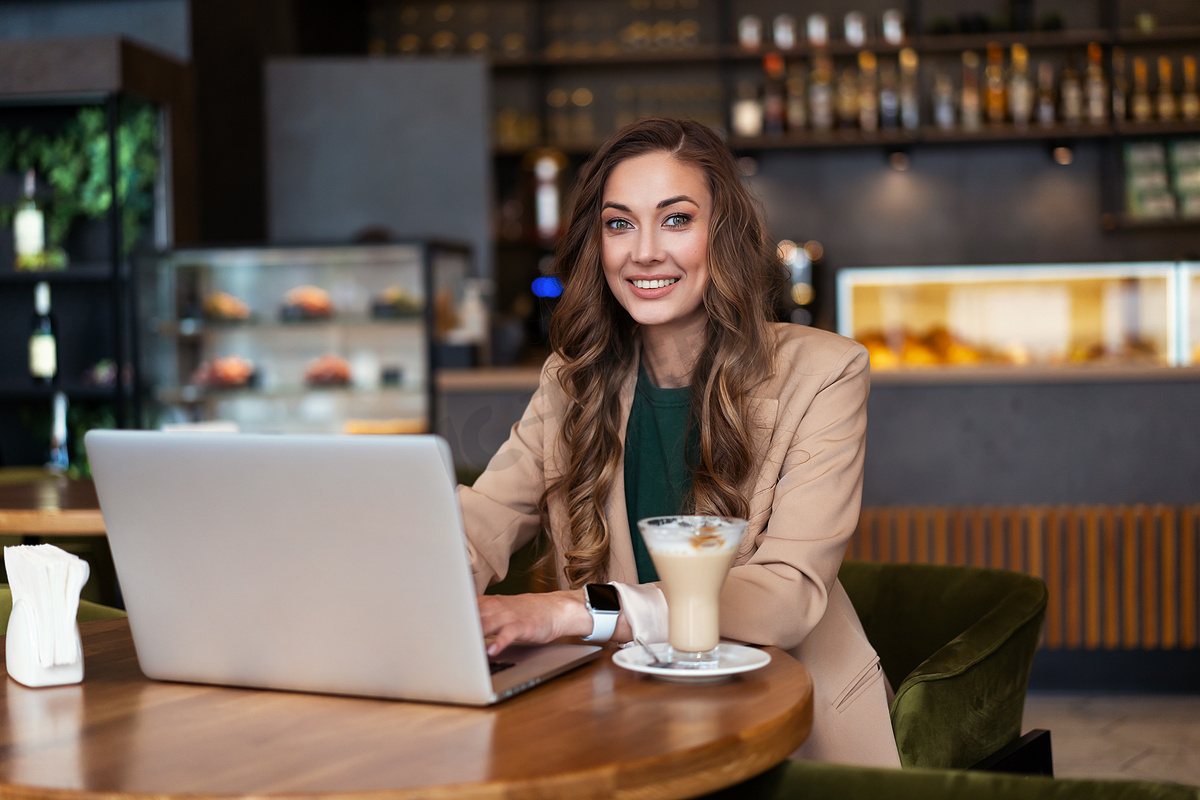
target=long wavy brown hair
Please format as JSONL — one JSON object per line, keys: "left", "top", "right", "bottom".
{"left": 544, "top": 118, "right": 788, "bottom": 588}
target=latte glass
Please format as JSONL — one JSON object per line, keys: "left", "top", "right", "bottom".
{"left": 638, "top": 516, "right": 746, "bottom": 668}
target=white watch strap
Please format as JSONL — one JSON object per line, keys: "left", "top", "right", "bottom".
{"left": 582, "top": 608, "right": 619, "bottom": 642}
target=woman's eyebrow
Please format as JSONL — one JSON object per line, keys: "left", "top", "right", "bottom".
{"left": 657, "top": 195, "right": 698, "bottom": 209}
{"left": 601, "top": 196, "right": 698, "bottom": 212}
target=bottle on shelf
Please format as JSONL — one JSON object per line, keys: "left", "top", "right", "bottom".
{"left": 731, "top": 80, "right": 764, "bottom": 138}
{"left": 1131, "top": 57, "right": 1153, "bottom": 122}
{"left": 1059, "top": 61, "right": 1084, "bottom": 125}
{"left": 47, "top": 391, "right": 70, "bottom": 475}
{"left": 1008, "top": 44, "right": 1033, "bottom": 128}
{"left": 1084, "top": 42, "right": 1108, "bottom": 124}
{"left": 984, "top": 42, "right": 1007, "bottom": 125}
{"left": 762, "top": 53, "right": 787, "bottom": 136}
{"left": 899, "top": 48, "right": 920, "bottom": 131}
{"left": 808, "top": 55, "right": 835, "bottom": 132}
{"left": 1156, "top": 56, "right": 1176, "bottom": 121}
{"left": 29, "top": 281, "right": 58, "bottom": 387}
{"left": 785, "top": 63, "right": 808, "bottom": 132}
{"left": 960, "top": 51, "right": 983, "bottom": 130}
{"left": 1035, "top": 61, "right": 1057, "bottom": 127}
{"left": 879, "top": 60, "right": 900, "bottom": 130}
{"left": 1111, "top": 47, "right": 1128, "bottom": 122}
{"left": 836, "top": 63, "right": 860, "bottom": 130}
{"left": 14, "top": 169, "right": 46, "bottom": 272}
{"left": 933, "top": 71, "right": 956, "bottom": 130}
{"left": 857, "top": 51, "right": 879, "bottom": 132}
{"left": 1182, "top": 56, "right": 1200, "bottom": 121}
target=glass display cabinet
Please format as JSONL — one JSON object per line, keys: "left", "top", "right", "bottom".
{"left": 143, "top": 241, "right": 475, "bottom": 433}
{"left": 836, "top": 262, "right": 1194, "bottom": 370}
{"left": 1184, "top": 262, "right": 1200, "bottom": 366}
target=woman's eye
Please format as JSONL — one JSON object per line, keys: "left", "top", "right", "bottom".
{"left": 664, "top": 213, "right": 691, "bottom": 227}
{"left": 605, "top": 218, "right": 631, "bottom": 230}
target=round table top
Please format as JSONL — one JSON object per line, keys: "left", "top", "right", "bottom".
{"left": 0, "top": 620, "right": 813, "bottom": 800}
{"left": 0, "top": 468, "right": 105, "bottom": 537}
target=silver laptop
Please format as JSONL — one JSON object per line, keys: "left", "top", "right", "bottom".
{"left": 85, "top": 430, "right": 600, "bottom": 706}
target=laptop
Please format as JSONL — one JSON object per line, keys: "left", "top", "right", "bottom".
{"left": 84, "top": 430, "right": 601, "bottom": 706}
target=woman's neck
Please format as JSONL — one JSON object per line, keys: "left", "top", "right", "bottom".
{"left": 639, "top": 316, "right": 708, "bottom": 389}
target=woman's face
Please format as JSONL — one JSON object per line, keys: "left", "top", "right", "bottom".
{"left": 600, "top": 151, "right": 711, "bottom": 337}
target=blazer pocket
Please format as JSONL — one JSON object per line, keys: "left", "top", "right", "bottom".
{"left": 832, "top": 655, "right": 884, "bottom": 715}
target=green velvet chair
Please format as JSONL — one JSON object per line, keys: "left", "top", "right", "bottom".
{"left": 0, "top": 584, "right": 126, "bottom": 629}
{"left": 704, "top": 760, "right": 1200, "bottom": 800}
{"left": 837, "top": 560, "right": 1050, "bottom": 772}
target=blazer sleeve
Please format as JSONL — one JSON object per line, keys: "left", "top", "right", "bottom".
{"left": 456, "top": 359, "right": 560, "bottom": 593}
{"left": 717, "top": 338, "right": 870, "bottom": 651}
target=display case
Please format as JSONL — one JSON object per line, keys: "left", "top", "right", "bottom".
{"left": 144, "top": 241, "right": 476, "bottom": 434}
{"left": 836, "top": 262, "right": 1195, "bottom": 370}
{"left": 1184, "top": 262, "right": 1200, "bottom": 366}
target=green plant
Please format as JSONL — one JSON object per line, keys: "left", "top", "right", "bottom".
{"left": 0, "top": 103, "right": 160, "bottom": 259}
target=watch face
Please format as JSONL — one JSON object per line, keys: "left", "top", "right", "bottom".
{"left": 586, "top": 583, "right": 621, "bottom": 613}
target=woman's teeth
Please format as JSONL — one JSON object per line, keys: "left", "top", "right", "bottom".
{"left": 632, "top": 278, "right": 678, "bottom": 289}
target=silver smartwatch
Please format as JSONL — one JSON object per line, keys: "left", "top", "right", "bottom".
{"left": 582, "top": 583, "right": 621, "bottom": 642}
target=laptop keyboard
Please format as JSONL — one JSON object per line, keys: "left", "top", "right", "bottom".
{"left": 489, "top": 660, "right": 515, "bottom": 675}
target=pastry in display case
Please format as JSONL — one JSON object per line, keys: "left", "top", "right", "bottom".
{"left": 143, "top": 241, "right": 474, "bottom": 433}
{"left": 836, "top": 263, "right": 1192, "bottom": 371}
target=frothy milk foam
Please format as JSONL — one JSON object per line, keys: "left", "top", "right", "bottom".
{"left": 646, "top": 528, "right": 739, "bottom": 654}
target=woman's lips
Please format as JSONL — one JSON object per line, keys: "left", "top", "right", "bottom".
{"left": 627, "top": 276, "right": 679, "bottom": 298}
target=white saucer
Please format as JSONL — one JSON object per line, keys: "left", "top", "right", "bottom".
{"left": 612, "top": 643, "right": 771, "bottom": 682}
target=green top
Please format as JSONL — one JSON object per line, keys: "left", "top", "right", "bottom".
{"left": 623, "top": 362, "right": 698, "bottom": 583}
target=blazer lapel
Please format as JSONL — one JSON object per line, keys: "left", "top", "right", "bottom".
{"left": 604, "top": 350, "right": 641, "bottom": 584}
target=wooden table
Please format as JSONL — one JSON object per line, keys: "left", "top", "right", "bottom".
{"left": 0, "top": 620, "right": 813, "bottom": 800}
{"left": 0, "top": 468, "right": 105, "bottom": 538}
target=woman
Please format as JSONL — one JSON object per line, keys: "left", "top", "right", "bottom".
{"left": 458, "top": 118, "right": 898, "bottom": 767}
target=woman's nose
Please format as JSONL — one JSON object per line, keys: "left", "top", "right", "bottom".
{"left": 633, "top": 230, "right": 663, "bottom": 264}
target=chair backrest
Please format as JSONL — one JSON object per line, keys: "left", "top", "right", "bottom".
{"left": 838, "top": 560, "right": 1049, "bottom": 769}
{"left": 705, "top": 759, "right": 1200, "bottom": 800}
{"left": 0, "top": 585, "right": 126, "bottom": 630}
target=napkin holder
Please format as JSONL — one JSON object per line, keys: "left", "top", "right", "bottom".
{"left": 5, "top": 601, "right": 84, "bottom": 688}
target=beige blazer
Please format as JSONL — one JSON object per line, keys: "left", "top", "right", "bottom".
{"left": 458, "top": 323, "right": 899, "bottom": 766}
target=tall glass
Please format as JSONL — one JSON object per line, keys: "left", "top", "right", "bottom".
{"left": 638, "top": 516, "right": 746, "bottom": 669}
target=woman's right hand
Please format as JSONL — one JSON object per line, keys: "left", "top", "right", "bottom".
{"left": 477, "top": 589, "right": 593, "bottom": 656}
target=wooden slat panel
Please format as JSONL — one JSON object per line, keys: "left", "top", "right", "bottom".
{"left": 990, "top": 508, "right": 1006, "bottom": 571}
{"left": 895, "top": 508, "right": 911, "bottom": 564}
{"left": 1045, "top": 507, "right": 1063, "bottom": 649}
{"left": 1142, "top": 506, "right": 1159, "bottom": 648}
{"left": 970, "top": 507, "right": 986, "bottom": 568}
{"left": 953, "top": 509, "right": 967, "bottom": 567}
{"left": 1084, "top": 508, "right": 1101, "bottom": 649}
{"left": 914, "top": 508, "right": 930, "bottom": 565}
{"left": 1123, "top": 506, "right": 1140, "bottom": 649}
{"left": 933, "top": 508, "right": 949, "bottom": 564}
{"left": 1102, "top": 506, "right": 1120, "bottom": 649}
{"left": 1161, "top": 507, "right": 1177, "bottom": 649}
{"left": 1064, "top": 507, "right": 1083, "bottom": 649}
{"left": 1183, "top": 507, "right": 1198, "bottom": 648}
{"left": 853, "top": 504, "right": 1200, "bottom": 651}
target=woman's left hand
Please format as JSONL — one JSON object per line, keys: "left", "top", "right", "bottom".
{"left": 477, "top": 590, "right": 592, "bottom": 656}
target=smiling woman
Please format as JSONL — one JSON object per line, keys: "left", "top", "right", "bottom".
{"left": 457, "top": 118, "right": 901, "bottom": 768}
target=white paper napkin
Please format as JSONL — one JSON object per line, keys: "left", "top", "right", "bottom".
{"left": 4, "top": 544, "right": 90, "bottom": 666}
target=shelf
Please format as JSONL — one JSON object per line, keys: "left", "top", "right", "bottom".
{"left": 486, "top": 26, "right": 1136, "bottom": 69}
{"left": 156, "top": 383, "right": 426, "bottom": 405}
{"left": 0, "top": 381, "right": 122, "bottom": 403}
{"left": 915, "top": 29, "right": 1111, "bottom": 52}
{"left": 1108, "top": 214, "right": 1200, "bottom": 231}
{"left": 156, "top": 315, "right": 425, "bottom": 337}
{"left": 0, "top": 263, "right": 121, "bottom": 285}
{"left": 1114, "top": 25, "right": 1200, "bottom": 46}
{"left": 871, "top": 364, "right": 1200, "bottom": 385}
{"left": 1113, "top": 120, "right": 1200, "bottom": 137}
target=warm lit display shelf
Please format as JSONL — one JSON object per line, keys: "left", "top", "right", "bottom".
{"left": 837, "top": 262, "right": 1200, "bottom": 375}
